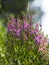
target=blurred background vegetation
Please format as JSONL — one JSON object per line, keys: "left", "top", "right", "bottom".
{"left": 0, "top": 0, "right": 33, "bottom": 17}
{"left": 0, "top": 0, "right": 34, "bottom": 24}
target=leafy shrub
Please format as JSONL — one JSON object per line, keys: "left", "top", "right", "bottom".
{"left": 1, "top": 14, "right": 49, "bottom": 65}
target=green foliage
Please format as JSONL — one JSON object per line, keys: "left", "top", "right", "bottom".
{"left": 0, "top": 19, "right": 7, "bottom": 65}
{"left": 5, "top": 34, "right": 39, "bottom": 65}
{"left": 0, "top": 12, "right": 49, "bottom": 65}
{"left": 0, "top": 19, "right": 6, "bottom": 43}
{"left": 3, "top": 15, "right": 49, "bottom": 65}
{"left": 5, "top": 33, "right": 49, "bottom": 65}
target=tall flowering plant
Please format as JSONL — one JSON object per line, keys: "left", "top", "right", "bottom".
{"left": 5, "top": 14, "right": 49, "bottom": 65}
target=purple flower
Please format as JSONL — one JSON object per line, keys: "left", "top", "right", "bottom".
{"left": 13, "top": 28, "right": 17, "bottom": 32}
{"left": 17, "top": 22, "right": 21, "bottom": 28}
{"left": 15, "top": 28, "right": 21, "bottom": 37}
{"left": 34, "top": 29, "right": 39, "bottom": 35}
{"left": 24, "top": 22, "right": 30, "bottom": 31}
{"left": 8, "top": 24, "right": 15, "bottom": 32}
{"left": 30, "top": 28, "right": 39, "bottom": 35}
{"left": 35, "top": 34, "right": 44, "bottom": 44}
{"left": 7, "top": 16, "right": 48, "bottom": 45}
{"left": 35, "top": 36, "right": 40, "bottom": 44}
{"left": 30, "top": 30, "right": 35, "bottom": 35}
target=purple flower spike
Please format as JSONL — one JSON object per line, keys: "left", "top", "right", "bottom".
{"left": 34, "top": 29, "right": 38, "bottom": 35}
{"left": 30, "top": 30, "right": 35, "bottom": 35}
{"left": 17, "top": 22, "right": 21, "bottom": 28}
{"left": 35, "top": 36, "right": 40, "bottom": 44}
{"left": 24, "top": 22, "right": 29, "bottom": 31}
{"left": 7, "top": 15, "right": 48, "bottom": 45}
{"left": 8, "top": 23, "right": 15, "bottom": 32}
{"left": 16, "top": 28, "right": 21, "bottom": 37}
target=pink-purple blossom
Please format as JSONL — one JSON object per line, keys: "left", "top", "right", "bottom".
{"left": 30, "top": 30, "right": 35, "bottom": 35}
{"left": 24, "top": 22, "right": 29, "bottom": 31}
{"left": 35, "top": 34, "right": 44, "bottom": 44}
{"left": 7, "top": 16, "right": 48, "bottom": 44}
{"left": 15, "top": 29, "right": 21, "bottom": 37}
